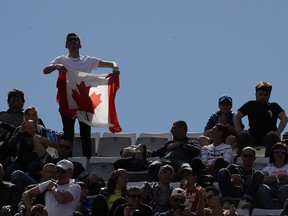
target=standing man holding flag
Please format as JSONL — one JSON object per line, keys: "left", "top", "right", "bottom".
{"left": 43, "top": 33, "right": 121, "bottom": 159}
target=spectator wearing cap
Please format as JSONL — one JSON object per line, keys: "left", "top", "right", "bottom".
{"left": 199, "top": 94, "right": 243, "bottom": 149}
{"left": 217, "top": 146, "right": 264, "bottom": 210}
{"left": 148, "top": 120, "right": 200, "bottom": 181}
{"left": 22, "top": 159, "right": 81, "bottom": 216}
{"left": 179, "top": 167, "right": 203, "bottom": 214}
{"left": 114, "top": 186, "right": 153, "bottom": 216}
{"left": 234, "top": 81, "right": 287, "bottom": 156}
{"left": 154, "top": 188, "right": 194, "bottom": 216}
{"left": 196, "top": 186, "right": 237, "bottom": 216}
{"left": 91, "top": 169, "right": 128, "bottom": 216}
{"left": 43, "top": 33, "right": 120, "bottom": 159}
{"left": 141, "top": 164, "right": 175, "bottom": 214}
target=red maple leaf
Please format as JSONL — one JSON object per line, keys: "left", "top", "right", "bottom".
{"left": 71, "top": 81, "right": 102, "bottom": 113}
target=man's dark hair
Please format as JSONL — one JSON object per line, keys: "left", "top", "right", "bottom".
{"left": 7, "top": 88, "right": 25, "bottom": 106}
{"left": 66, "top": 32, "right": 81, "bottom": 46}
{"left": 174, "top": 120, "right": 188, "bottom": 133}
{"left": 205, "top": 185, "right": 220, "bottom": 196}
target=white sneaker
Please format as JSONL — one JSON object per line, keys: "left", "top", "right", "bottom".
{"left": 237, "top": 199, "right": 252, "bottom": 209}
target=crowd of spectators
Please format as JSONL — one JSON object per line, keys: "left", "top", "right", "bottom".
{"left": 1, "top": 72, "right": 288, "bottom": 215}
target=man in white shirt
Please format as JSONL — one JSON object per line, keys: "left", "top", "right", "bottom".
{"left": 43, "top": 33, "right": 120, "bottom": 158}
{"left": 22, "top": 159, "right": 81, "bottom": 216}
{"left": 200, "top": 123, "right": 233, "bottom": 177}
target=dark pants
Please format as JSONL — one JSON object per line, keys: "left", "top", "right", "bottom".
{"left": 237, "top": 132, "right": 280, "bottom": 157}
{"left": 60, "top": 112, "right": 92, "bottom": 158}
{"left": 218, "top": 167, "right": 264, "bottom": 202}
{"left": 91, "top": 194, "right": 125, "bottom": 216}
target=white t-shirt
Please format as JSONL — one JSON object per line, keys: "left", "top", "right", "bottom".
{"left": 39, "top": 180, "right": 81, "bottom": 216}
{"left": 51, "top": 55, "right": 101, "bottom": 73}
{"left": 262, "top": 163, "right": 288, "bottom": 176}
{"left": 200, "top": 143, "right": 232, "bottom": 165}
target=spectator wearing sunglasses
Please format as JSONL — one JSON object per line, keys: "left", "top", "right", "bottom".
{"left": 233, "top": 81, "right": 287, "bottom": 157}
{"left": 114, "top": 186, "right": 152, "bottom": 216}
{"left": 141, "top": 165, "right": 175, "bottom": 214}
{"left": 257, "top": 142, "right": 288, "bottom": 209}
{"left": 22, "top": 159, "right": 81, "bottom": 216}
{"left": 154, "top": 188, "right": 193, "bottom": 216}
{"left": 33, "top": 135, "right": 89, "bottom": 181}
{"left": 196, "top": 186, "right": 237, "bottom": 216}
{"left": 217, "top": 147, "right": 264, "bottom": 210}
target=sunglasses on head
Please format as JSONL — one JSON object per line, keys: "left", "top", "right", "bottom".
{"left": 242, "top": 154, "right": 255, "bottom": 158}
{"left": 56, "top": 168, "right": 66, "bottom": 174}
{"left": 173, "top": 197, "right": 185, "bottom": 204}
{"left": 128, "top": 194, "right": 142, "bottom": 199}
{"left": 59, "top": 144, "right": 70, "bottom": 150}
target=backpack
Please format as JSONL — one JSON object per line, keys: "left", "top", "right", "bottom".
{"left": 114, "top": 144, "right": 150, "bottom": 171}
{"left": 120, "top": 143, "right": 147, "bottom": 161}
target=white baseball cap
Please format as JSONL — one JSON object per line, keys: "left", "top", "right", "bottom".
{"left": 56, "top": 159, "right": 74, "bottom": 170}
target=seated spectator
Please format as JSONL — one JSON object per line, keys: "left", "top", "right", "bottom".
{"left": 233, "top": 81, "right": 287, "bottom": 156}
{"left": 75, "top": 181, "right": 92, "bottom": 216}
{"left": 200, "top": 124, "right": 233, "bottom": 178}
{"left": 92, "top": 169, "right": 128, "bottom": 216}
{"left": 257, "top": 142, "right": 288, "bottom": 209}
{"left": 148, "top": 120, "right": 200, "bottom": 181}
{"left": 217, "top": 147, "right": 264, "bottom": 210}
{"left": 86, "top": 172, "right": 106, "bottom": 196}
{"left": 33, "top": 135, "right": 89, "bottom": 182}
{"left": 199, "top": 95, "right": 243, "bottom": 149}
{"left": 179, "top": 167, "right": 203, "bottom": 214}
{"left": 141, "top": 164, "right": 175, "bottom": 214}
{"left": 0, "top": 163, "right": 19, "bottom": 216}
{"left": 114, "top": 186, "right": 153, "bottom": 216}
{"left": 5, "top": 107, "right": 46, "bottom": 181}
{"left": 11, "top": 163, "right": 56, "bottom": 204}
{"left": 196, "top": 186, "right": 237, "bottom": 216}
{"left": 22, "top": 159, "right": 81, "bottom": 216}
{"left": 29, "top": 204, "right": 48, "bottom": 216}
{"left": 154, "top": 188, "right": 194, "bottom": 216}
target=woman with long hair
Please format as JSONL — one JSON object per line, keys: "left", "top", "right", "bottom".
{"left": 257, "top": 142, "right": 288, "bottom": 209}
{"left": 92, "top": 169, "right": 128, "bottom": 216}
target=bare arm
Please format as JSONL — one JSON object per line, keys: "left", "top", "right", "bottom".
{"left": 277, "top": 111, "right": 288, "bottom": 135}
{"left": 43, "top": 63, "right": 67, "bottom": 74}
{"left": 33, "top": 134, "right": 58, "bottom": 158}
{"left": 233, "top": 111, "right": 244, "bottom": 134}
{"left": 22, "top": 186, "right": 41, "bottom": 210}
{"left": 98, "top": 60, "right": 120, "bottom": 76}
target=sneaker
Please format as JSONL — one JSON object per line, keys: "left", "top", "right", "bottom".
{"left": 237, "top": 199, "right": 252, "bottom": 209}
{"left": 222, "top": 201, "right": 231, "bottom": 210}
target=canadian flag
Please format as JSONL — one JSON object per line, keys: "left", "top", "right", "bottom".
{"left": 56, "top": 69, "right": 122, "bottom": 133}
